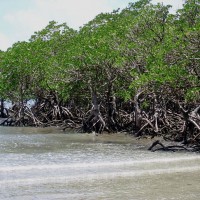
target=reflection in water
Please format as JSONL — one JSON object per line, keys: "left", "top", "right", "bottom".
{"left": 0, "top": 126, "right": 200, "bottom": 200}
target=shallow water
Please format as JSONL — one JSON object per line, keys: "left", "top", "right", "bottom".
{"left": 0, "top": 126, "right": 200, "bottom": 200}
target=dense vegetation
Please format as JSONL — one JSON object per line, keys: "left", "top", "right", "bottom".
{"left": 0, "top": 0, "right": 200, "bottom": 149}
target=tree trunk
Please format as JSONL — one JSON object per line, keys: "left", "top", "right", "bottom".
{"left": 134, "top": 90, "right": 143, "bottom": 136}
{"left": 83, "top": 91, "right": 105, "bottom": 134}
{"left": 106, "top": 82, "right": 118, "bottom": 132}
{"left": 0, "top": 99, "right": 7, "bottom": 118}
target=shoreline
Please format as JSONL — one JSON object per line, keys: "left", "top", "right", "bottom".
{"left": 0, "top": 125, "right": 195, "bottom": 153}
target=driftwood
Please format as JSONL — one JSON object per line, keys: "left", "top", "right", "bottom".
{"left": 148, "top": 140, "right": 190, "bottom": 152}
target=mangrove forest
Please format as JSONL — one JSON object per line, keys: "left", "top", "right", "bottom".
{"left": 0, "top": 0, "right": 200, "bottom": 150}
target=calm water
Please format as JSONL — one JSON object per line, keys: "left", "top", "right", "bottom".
{"left": 0, "top": 126, "right": 200, "bottom": 200}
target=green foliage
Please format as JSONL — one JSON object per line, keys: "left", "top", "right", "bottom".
{"left": 0, "top": 0, "right": 199, "bottom": 105}
{"left": 127, "top": 0, "right": 200, "bottom": 102}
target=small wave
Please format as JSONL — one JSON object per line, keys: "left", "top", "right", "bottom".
{"left": 1, "top": 165, "right": 200, "bottom": 186}
{"left": 0, "top": 155, "right": 200, "bottom": 172}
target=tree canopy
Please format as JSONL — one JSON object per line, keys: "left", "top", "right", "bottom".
{"left": 0, "top": 0, "right": 200, "bottom": 150}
